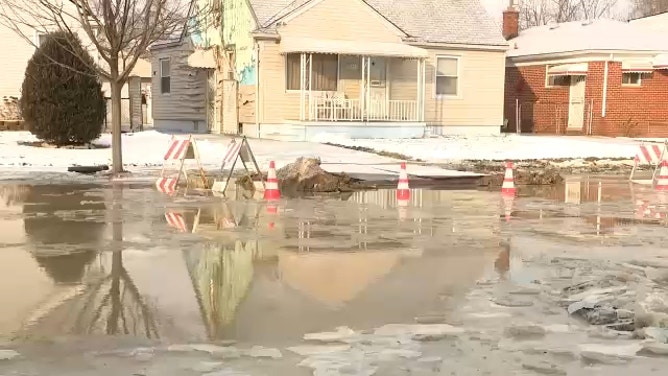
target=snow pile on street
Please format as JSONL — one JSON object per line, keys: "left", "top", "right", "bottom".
{"left": 323, "top": 134, "right": 644, "bottom": 162}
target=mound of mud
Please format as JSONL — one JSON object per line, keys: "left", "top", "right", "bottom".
{"left": 479, "top": 166, "right": 564, "bottom": 187}
{"left": 239, "top": 157, "right": 372, "bottom": 195}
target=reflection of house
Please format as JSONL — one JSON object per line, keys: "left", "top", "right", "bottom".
{"left": 151, "top": 0, "right": 508, "bottom": 139}
{"left": 502, "top": 4, "right": 668, "bottom": 136}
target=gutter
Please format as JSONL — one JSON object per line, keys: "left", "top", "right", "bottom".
{"left": 602, "top": 53, "right": 612, "bottom": 117}
{"left": 405, "top": 41, "right": 508, "bottom": 52}
{"left": 255, "top": 42, "right": 260, "bottom": 137}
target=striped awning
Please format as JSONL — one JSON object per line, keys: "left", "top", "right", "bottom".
{"left": 279, "top": 37, "right": 428, "bottom": 58}
{"left": 653, "top": 54, "right": 668, "bottom": 70}
{"left": 547, "top": 63, "right": 588, "bottom": 76}
{"left": 622, "top": 60, "right": 654, "bottom": 73}
{"left": 187, "top": 49, "right": 216, "bottom": 69}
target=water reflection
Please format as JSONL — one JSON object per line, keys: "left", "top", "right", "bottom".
{"left": 22, "top": 185, "right": 105, "bottom": 284}
{"left": 7, "top": 178, "right": 662, "bottom": 345}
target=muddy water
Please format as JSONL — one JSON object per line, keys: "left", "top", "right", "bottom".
{"left": 1, "top": 177, "right": 668, "bottom": 374}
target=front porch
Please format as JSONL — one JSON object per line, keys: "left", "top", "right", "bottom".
{"left": 282, "top": 37, "right": 428, "bottom": 124}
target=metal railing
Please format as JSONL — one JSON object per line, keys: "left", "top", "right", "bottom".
{"left": 308, "top": 97, "right": 418, "bottom": 122}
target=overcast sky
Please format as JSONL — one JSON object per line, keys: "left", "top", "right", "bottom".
{"left": 480, "top": 0, "right": 633, "bottom": 22}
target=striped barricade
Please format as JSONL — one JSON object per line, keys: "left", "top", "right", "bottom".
{"left": 211, "top": 136, "right": 264, "bottom": 196}
{"left": 156, "top": 135, "right": 208, "bottom": 195}
{"left": 630, "top": 141, "right": 668, "bottom": 185}
{"left": 164, "top": 209, "right": 202, "bottom": 233}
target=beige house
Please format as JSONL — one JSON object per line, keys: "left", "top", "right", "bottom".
{"left": 0, "top": 18, "right": 153, "bottom": 129}
{"left": 150, "top": 0, "right": 508, "bottom": 140}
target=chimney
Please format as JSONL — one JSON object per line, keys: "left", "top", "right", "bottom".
{"left": 502, "top": 0, "right": 519, "bottom": 40}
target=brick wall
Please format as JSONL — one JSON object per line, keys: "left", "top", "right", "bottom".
{"left": 505, "top": 61, "right": 668, "bottom": 137}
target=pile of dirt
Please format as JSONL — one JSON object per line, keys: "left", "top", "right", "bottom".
{"left": 478, "top": 166, "right": 564, "bottom": 187}
{"left": 239, "top": 157, "right": 372, "bottom": 196}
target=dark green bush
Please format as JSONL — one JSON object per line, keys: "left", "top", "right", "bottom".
{"left": 20, "top": 31, "right": 105, "bottom": 146}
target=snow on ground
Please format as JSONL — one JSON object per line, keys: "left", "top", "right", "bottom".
{"left": 0, "top": 131, "right": 475, "bottom": 179}
{"left": 322, "top": 134, "right": 645, "bottom": 162}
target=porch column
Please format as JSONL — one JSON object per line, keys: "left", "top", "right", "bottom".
{"left": 365, "top": 56, "right": 371, "bottom": 121}
{"left": 360, "top": 56, "right": 366, "bottom": 120}
{"left": 308, "top": 53, "right": 313, "bottom": 121}
{"left": 415, "top": 59, "right": 421, "bottom": 122}
{"left": 420, "top": 59, "right": 426, "bottom": 122}
{"left": 299, "top": 53, "right": 305, "bottom": 121}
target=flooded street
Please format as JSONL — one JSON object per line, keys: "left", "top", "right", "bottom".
{"left": 1, "top": 177, "right": 668, "bottom": 375}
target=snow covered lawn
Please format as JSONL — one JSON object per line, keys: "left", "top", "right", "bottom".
{"left": 323, "top": 134, "right": 647, "bottom": 162}
{"left": 0, "top": 131, "right": 475, "bottom": 180}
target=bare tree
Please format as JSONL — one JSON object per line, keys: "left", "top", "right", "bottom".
{"left": 630, "top": 0, "right": 668, "bottom": 18}
{"left": 0, "top": 0, "right": 190, "bottom": 173}
{"left": 519, "top": 0, "right": 619, "bottom": 29}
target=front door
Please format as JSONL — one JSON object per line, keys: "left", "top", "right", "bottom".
{"left": 567, "top": 75, "right": 586, "bottom": 130}
{"left": 368, "top": 57, "right": 387, "bottom": 119}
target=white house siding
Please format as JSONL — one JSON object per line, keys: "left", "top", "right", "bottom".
{"left": 150, "top": 42, "right": 209, "bottom": 133}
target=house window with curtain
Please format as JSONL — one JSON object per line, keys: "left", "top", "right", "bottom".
{"left": 160, "top": 58, "right": 171, "bottom": 94}
{"left": 286, "top": 53, "right": 338, "bottom": 91}
{"left": 435, "top": 56, "right": 459, "bottom": 96}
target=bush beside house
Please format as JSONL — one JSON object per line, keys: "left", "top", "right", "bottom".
{"left": 20, "top": 31, "right": 105, "bottom": 145}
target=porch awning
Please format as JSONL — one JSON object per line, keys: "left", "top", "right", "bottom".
{"left": 653, "top": 54, "right": 668, "bottom": 70}
{"left": 622, "top": 60, "right": 654, "bottom": 73}
{"left": 187, "top": 49, "right": 216, "bottom": 69}
{"left": 547, "top": 63, "right": 588, "bottom": 76}
{"left": 279, "top": 37, "right": 428, "bottom": 58}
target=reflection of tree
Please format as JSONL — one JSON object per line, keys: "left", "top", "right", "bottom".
{"left": 15, "top": 183, "right": 158, "bottom": 339}
{"left": 184, "top": 240, "right": 255, "bottom": 340}
{"left": 72, "top": 251, "right": 159, "bottom": 338}
{"left": 73, "top": 183, "right": 159, "bottom": 338}
{"left": 22, "top": 184, "right": 105, "bottom": 284}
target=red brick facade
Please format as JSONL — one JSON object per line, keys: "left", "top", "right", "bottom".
{"left": 504, "top": 61, "right": 668, "bottom": 137}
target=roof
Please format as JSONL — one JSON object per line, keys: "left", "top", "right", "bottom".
{"left": 629, "top": 11, "right": 668, "bottom": 32}
{"left": 628, "top": 10, "right": 668, "bottom": 22}
{"left": 248, "top": 0, "right": 507, "bottom": 46}
{"left": 280, "top": 37, "right": 429, "bottom": 58}
{"left": 507, "top": 19, "right": 668, "bottom": 59}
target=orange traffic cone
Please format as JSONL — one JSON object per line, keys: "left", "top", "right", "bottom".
{"left": 264, "top": 161, "right": 281, "bottom": 200}
{"left": 501, "top": 161, "right": 517, "bottom": 196}
{"left": 266, "top": 202, "right": 277, "bottom": 230}
{"left": 655, "top": 160, "right": 668, "bottom": 191}
{"left": 397, "top": 162, "right": 410, "bottom": 205}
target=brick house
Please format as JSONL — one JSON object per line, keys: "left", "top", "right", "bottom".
{"left": 502, "top": 6, "right": 668, "bottom": 137}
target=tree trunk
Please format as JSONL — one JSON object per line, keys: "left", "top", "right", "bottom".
{"left": 110, "top": 80, "right": 124, "bottom": 173}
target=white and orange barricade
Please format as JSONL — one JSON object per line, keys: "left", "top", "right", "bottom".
{"left": 634, "top": 199, "right": 665, "bottom": 220}
{"left": 156, "top": 135, "right": 207, "bottom": 195}
{"left": 629, "top": 141, "right": 668, "bottom": 185}
{"left": 211, "top": 136, "right": 264, "bottom": 196}
{"left": 165, "top": 208, "right": 201, "bottom": 233}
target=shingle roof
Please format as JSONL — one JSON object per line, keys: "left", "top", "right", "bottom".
{"left": 507, "top": 19, "right": 668, "bottom": 58}
{"left": 248, "top": 0, "right": 507, "bottom": 47}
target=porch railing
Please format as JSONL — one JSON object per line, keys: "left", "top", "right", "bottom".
{"left": 309, "top": 97, "right": 419, "bottom": 122}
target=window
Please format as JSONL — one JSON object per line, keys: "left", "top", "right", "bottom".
{"left": 546, "top": 75, "right": 570, "bottom": 87}
{"left": 286, "top": 53, "right": 338, "bottom": 91}
{"left": 35, "top": 32, "right": 48, "bottom": 47}
{"left": 435, "top": 56, "right": 459, "bottom": 96}
{"left": 622, "top": 72, "right": 642, "bottom": 86}
{"left": 160, "top": 58, "right": 171, "bottom": 94}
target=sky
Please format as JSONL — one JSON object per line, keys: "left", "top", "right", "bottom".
{"left": 480, "top": 0, "right": 634, "bottom": 22}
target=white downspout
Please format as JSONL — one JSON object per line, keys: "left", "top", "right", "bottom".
{"left": 255, "top": 42, "right": 260, "bottom": 137}
{"left": 602, "top": 54, "right": 612, "bottom": 118}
